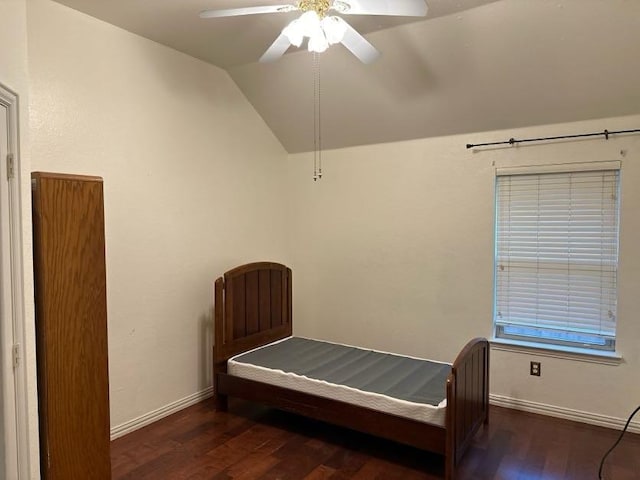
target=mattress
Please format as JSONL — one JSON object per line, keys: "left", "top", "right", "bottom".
{"left": 228, "top": 336, "right": 450, "bottom": 426}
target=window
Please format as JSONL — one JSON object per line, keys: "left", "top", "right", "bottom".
{"left": 494, "top": 165, "right": 620, "bottom": 352}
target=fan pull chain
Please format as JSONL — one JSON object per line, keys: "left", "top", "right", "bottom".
{"left": 313, "top": 52, "right": 323, "bottom": 181}
{"left": 312, "top": 52, "right": 317, "bottom": 181}
{"left": 317, "top": 54, "right": 322, "bottom": 180}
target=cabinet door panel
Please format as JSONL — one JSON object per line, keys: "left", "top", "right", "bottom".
{"left": 32, "top": 172, "right": 111, "bottom": 480}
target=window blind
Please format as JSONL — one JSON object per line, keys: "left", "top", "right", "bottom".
{"left": 494, "top": 169, "right": 620, "bottom": 351}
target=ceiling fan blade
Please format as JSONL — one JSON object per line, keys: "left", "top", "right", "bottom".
{"left": 199, "top": 5, "right": 296, "bottom": 19}
{"left": 337, "top": 0, "right": 427, "bottom": 17}
{"left": 259, "top": 33, "right": 292, "bottom": 63}
{"left": 339, "top": 19, "right": 380, "bottom": 64}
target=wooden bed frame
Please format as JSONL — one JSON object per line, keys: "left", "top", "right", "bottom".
{"left": 213, "top": 262, "right": 489, "bottom": 480}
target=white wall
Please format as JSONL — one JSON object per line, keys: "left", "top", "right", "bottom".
{"left": 27, "top": 0, "right": 289, "bottom": 430}
{"left": 288, "top": 115, "right": 640, "bottom": 427}
{"left": 0, "top": 0, "right": 40, "bottom": 477}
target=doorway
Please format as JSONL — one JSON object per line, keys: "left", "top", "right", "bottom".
{"left": 0, "top": 82, "right": 27, "bottom": 480}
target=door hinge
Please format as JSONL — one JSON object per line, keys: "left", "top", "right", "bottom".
{"left": 6, "top": 153, "right": 15, "bottom": 179}
{"left": 12, "top": 343, "right": 20, "bottom": 369}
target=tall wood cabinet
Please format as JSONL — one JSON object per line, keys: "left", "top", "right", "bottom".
{"left": 31, "top": 172, "right": 111, "bottom": 479}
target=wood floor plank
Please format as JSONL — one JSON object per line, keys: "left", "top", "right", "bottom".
{"left": 323, "top": 448, "right": 368, "bottom": 476}
{"left": 111, "top": 398, "right": 640, "bottom": 479}
{"left": 303, "top": 465, "right": 338, "bottom": 479}
{"left": 261, "top": 436, "right": 339, "bottom": 480}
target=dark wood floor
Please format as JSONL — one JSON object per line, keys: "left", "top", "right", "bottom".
{"left": 111, "top": 398, "right": 639, "bottom": 479}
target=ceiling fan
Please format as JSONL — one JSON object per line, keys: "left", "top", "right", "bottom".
{"left": 200, "top": 0, "right": 428, "bottom": 64}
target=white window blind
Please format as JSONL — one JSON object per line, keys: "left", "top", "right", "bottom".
{"left": 494, "top": 168, "right": 620, "bottom": 351}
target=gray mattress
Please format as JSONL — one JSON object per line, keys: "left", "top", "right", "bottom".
{"left": 232, "top": 337, "right": 451, "bottom": 406}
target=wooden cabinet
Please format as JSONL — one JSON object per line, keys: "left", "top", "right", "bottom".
{"left": 31, "top": 172, "right": 111, "bottom": 479}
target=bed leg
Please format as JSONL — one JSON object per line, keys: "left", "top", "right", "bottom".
{"left": 213, "top": 362, "right": 228, "bottom": 411}
{"left": 215, "top": 393, "right": 228, "bottom": 411}
{"left": 445, "top": 455, "right": 454, "bottom": 480}
{"left": 484, "top": 344, "right": 490, "bottom": 426}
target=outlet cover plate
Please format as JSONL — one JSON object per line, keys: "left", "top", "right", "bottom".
{"left": 530, "top": 361, "right": 541, "bottom": 376}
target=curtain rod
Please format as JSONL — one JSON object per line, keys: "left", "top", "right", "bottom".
{"left": 466, "top": 128, "right": 640, "bottom": 149}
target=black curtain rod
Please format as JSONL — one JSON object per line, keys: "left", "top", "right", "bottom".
{"left": 466, "top": 128, "right": 640, "bottom": 149}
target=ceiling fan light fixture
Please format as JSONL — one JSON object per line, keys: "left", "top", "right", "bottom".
{"left": 282, "top": 10, "right": 347, "bottom": 54}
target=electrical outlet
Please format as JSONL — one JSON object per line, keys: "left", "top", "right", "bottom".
{"left": 530, "top": 361, "right": 541, "bottom": 376}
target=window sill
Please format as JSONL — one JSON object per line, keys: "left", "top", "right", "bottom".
{"left": 490, "top": 338, "right": 623, "bottom": 365}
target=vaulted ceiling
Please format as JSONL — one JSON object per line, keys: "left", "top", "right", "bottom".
{"left": 53, "top": 0, "right": 640, "bottom": 153}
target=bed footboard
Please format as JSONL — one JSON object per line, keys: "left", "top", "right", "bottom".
{"left": 445, "top": 337, "right": 490, "bottom": 479}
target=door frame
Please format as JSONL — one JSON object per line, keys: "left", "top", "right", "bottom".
{"left": 0, "top": 81, "right": 30, "bottom": 480}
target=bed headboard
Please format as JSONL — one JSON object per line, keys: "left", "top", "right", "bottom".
{"left": 214, "top": 262, "right": 292, "bottom": 366}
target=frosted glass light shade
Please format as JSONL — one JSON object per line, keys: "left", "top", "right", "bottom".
{"left": 308, "top": 33, "right": 329, "bottom": 53}
{"left": 298, "top": 10, "right": 321, "bottom": 32}
{"left": 283, "top": 20, "right": 304, "bottom": 47}
{"left": 322, "top": 16, "right": 347, "bottom": 45}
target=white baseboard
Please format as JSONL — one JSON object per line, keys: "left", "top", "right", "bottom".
{"left": 110, "top": 388, "right": 638, "bottom": 441}
{"left": 490, "top": 394, "right": 640, "bottom": 434}
{"left": 110, "top": 386, "right": 214, "bottom": 440}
